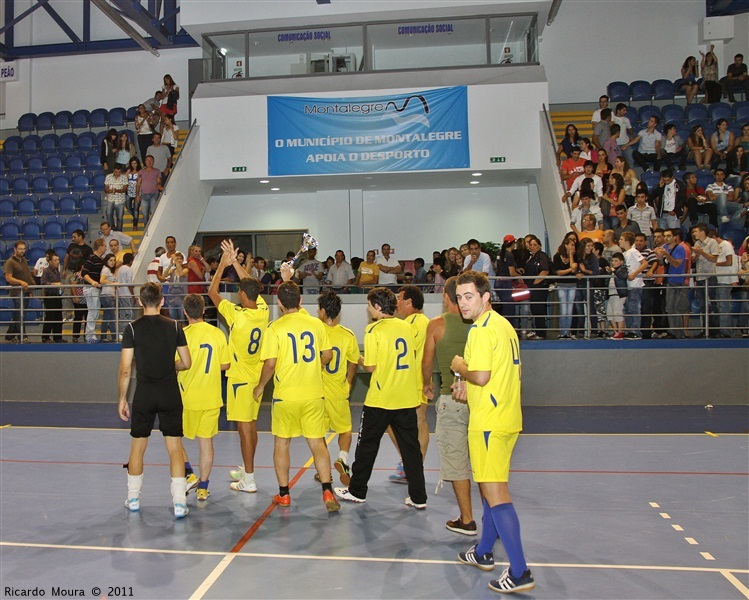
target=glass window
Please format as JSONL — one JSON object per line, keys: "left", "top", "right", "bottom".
{"left": 206, "top": 32, "right": 247, "bottom": 79}
{"left": 368, "top": 18, "right": 487, "bottom": 71}
{"left": 489, "top": 15, "right": 537, "bottom": 65}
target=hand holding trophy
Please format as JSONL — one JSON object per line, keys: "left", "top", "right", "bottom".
{"left": 282, "top": 233, "right": 318, "bottom": 280}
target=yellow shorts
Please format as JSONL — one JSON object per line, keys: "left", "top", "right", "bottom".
{"left": 226, "top": 378, "right": 261, "bottom": 423}
{"left": 272, "top": 397, "right": 325, "bottom": 439}
{"left": 324, "top": 395, "right": 352, "bottom": 434}
{"left": 183, "top": 408, "right": 220, "bottom": 440}
{"left": 468, "top": 430, "right": 519, "bottom": 483}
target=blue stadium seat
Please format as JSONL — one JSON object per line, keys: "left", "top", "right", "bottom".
{"left": 0, "top": 158, "right": 6, "bottom": 174}
{"left": 708, "top": 102, "right": 732, "bottom": 123}
{"left": 43, "top": 217, "right": 65, "bottom": 240}
{"left": 126, "top": 106, "right": 138, "bottom": 122}
{"left": 57, "top": 195, "right": 78, "bottom": 215}
{"left": 45, "top": 155, "right": 64, "bottom": 174}
{"left": 80, "top": 191, "right": 101, "bottom": 210}
{"left": 79, "top": 194, "right": 99, "bottom": 214}
{"left": 16, "top": 195, "right": 38, "bottom": 216}
{"left": 0, "top": 178, "right": 10, "bottom": 196}
{"left": 89, "top": 108, "right": 108, "bottom": 128}
{"left": 11, "top": 178, "right": 30, "bottom": 195}
{"left": 84, "top": 153, "right": 102, "bottom": 172}
{"left": 54, "top": 111, "right": 73, "bottom": 131}
{"left": 31, "top": 176, "right": 51, "bottom": 194}
{"left": 92, "top": 173, "right": 106, "bottom": 192}
{"left": 52, "top": 175, "right": 71, "bottom": 194}
{"left": 639, "top": 171, "right": 661, "bottom": 193}
{"left": 52, "top": 239, "right": 69, "bottom": 256}
{"left": 58, "top": 132, "right": 77, "bottom": 154}
{"left": 733, "top": 101, "right": 749, "bottom": 122}
{"left": 3, "top": 136, "right": 23, "bottom": 154}
{"left": 77, "top": 132, "right": 96, "bottom": 153}
{"left": 95, "top": 131, "right": 107, "bottom": 148}
{"left": 8, "top": 157, "right": 26, "bottom": 175}
{"left": 72, "top": 173, "right": 92, "bottom": 193}
{"left": 1, "top": 218, "right": 22, "bottom": 240}
{"left": 607, "top": 81, "right": 630, "bottom": 102}
{"left": 26, "top": 240, "right": 49, "bottom": 265}
{"left": 71, "top": 109, "right": 90, "bottom": 130}
{"left": 65, "top": 216, "right": 88, "bottom": 236}
{"left": 27, "top": 155, "right": 45, "bottom": 174}
{"left": 696, "top": 170, "right": 715, "bottom": 190}
{"left": 719, "top": 224, "right": 746, "bottom": 253}
{"left": 21, "top": 217, "right": 44, "bottom": 239}
{"left": 38, "top": 195, "right": 57, "bottom": 216}
{"left": 24, "top": 297, "right": 43, "bottom": 322}
{"left": 40, "top": 134, "right": 60, "bottom": 155}
{"left": 21, "top": 137, "right": 40, "bottom": 155}
{"left": 685, "top": 104, "right": 709, "bottom": 126}
{"left": 108, "top": 107, "right": 127, "bottom": 127}
{"left": 36, "top": 112, "right": 55, "bottom": 133}
{"left": 661, "top": 104, "right": 685, "bottom": 125}
{"left": 17, "top": 113, "right": 37, "bottom": 134}
{"left": 65, "top": 155, "right": 83, "bottom": 174}
{"left": 652, "top": 79, "right": 674, "bottom": 101}
{"left": 630, "top": 80, "right": 652, "bottom": 102}
{"left": 0, "top": 196, "right": 16, "bottom": 217}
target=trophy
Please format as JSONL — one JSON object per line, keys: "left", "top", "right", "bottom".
{"left": 284, "top": 233, "right": 318, "bottom": 269}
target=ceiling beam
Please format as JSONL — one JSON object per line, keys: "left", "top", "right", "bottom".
{"left": 109, "top": 0, "right": 171, "bottom": 45}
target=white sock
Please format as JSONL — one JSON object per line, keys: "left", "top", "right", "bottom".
{"left": 338, "top": 451, "right": 349, "bottom": 464}
{"left": 127, "top": 473, "right": 143, "bottom": 499}
{"left": 242, "top": 471, "right": 255, "bottom": 485}
{"left": 170, "top": 476, "right": 186, "bottom": 505}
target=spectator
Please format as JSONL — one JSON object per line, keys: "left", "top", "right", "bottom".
{"left": 576, "top": 238, "right": 600, "bottom": 337}
{"left": 601, "top": 173, "right": 625, "bottom": 229}
{"left": 680, "top": 56, "right": 700, "bottom": 104}
{"left": 686, "top": 125, "right": 713, "bottom": 171}
{"left": 592, "top": 108, "right": 612, "bottom": 150}
{"left": 619, "top": 232, "right": 648, "bottom": 339}
{"left": 607, "top": 251, "right": 628, "bottom": 339}
{"left": 81, "top": 238, "right": 107, "bottom": 344}
{"left": 443, "top": 247, "right": 460, "bottom": 278}
{"left": 560, "top": 146, "right": 585, "bottom": 192}
{"left": 164, "top": 252, "right": 188, "bottom": 322}
{"left": 624, "top": 116, "right": 663, "bottom": 173}
{"left": 565, "top": 161, "right": 603, "bottom": 205}
{"left": 104, "top": 163, "right": 128, "bottom": 232}
{"left": 431, "top": 257, "right": 447, "bottom": 294}
{"left": 634, "top": 233, "right": 659, "bottom": 338}
{"left": 134, "top": 104, "right": 154, "bottom": 161}
{"left": 100, "top": 221, "right": 135, "bottom": 255}
{"left": 40, "top": 251, "right": 64, "bottom": 343}
{"left": 146, "top": 132, "right": 172, "bottom": 179}
{"left": 117, "top": 253, "right": 135, "bottom": 341}
{"left": 594, "top": 148, "right": 612, "bottom": 180}
{"left": 656, "top": 228, "right": 689, "bottom": 339}
{"left": 578, "top": 137, "right": 596, "bottom": 162}
{"left": 32, "top": 248, "right": 53, "bottom": 285}
{"left": 522, "top": 235, "right": 551, "bottom": 340}
{"left": 602, "top": 229, "right": 622, "bottom": 263}
{"left": 700, "top": 46, "right": 722, "bottom": 103}
{"left": 412, "top": 258, "right": 427, "bottom": 287}
{"left": 355, "top": 250, "right": 380, "bottom": 288}
{"left": 326, "top": 250, "right": 355, "bottom": 292}
{"left": 556, "top": 124, "right": 580, "bottom": 162}
{"left": 136, "top": 155, "right": 163, "bottom": 229}
{"left": 115, "top": 131, "right": 135, "bottom": 167}
{"left": 691, "top": 223, "right": 720, "bottom": 336}
{"left": 612, "top": 103, "right": 635, "bottom": 166}
{"left": 143, "top": 90, "right": 162, "bottom": 114}
{"left": 662, "top": 124, "right": 687, "bottom": 172}
{"left": 63, "top": 229, "right": 93, "bottom": 274}
{"left": 295, "top": 246, "right": 324, "bottom": 294}
{"left": 570, "top": 190, "right": 603, "bottom": 235}
{"left": 728, "top": 124, "right": 749, "bottom": 178}
{"left": 713, "top": 231, "right": 740, "bottom": 338}
{"left": 650, "top": 169, "right": 686, "bottom": 230}
{"left": 591, "top": 95, "right": 609, "bottom": 124}
{"left": 463, "top": 239, "right": 495, "bottom": 276}
{"left": 493, "top": 236, "right": 520, "bottom": 323}
{"left": 100, "top": 128, "right": 118, "bottom": 173}
{"left": 628, "top": 191, "right": 658, "bottom": 241}
{"left": 684, "top": 171, "right": 718, "bottom": 227}
{"left": 578, "top": 214, "right": 604, "bottom": 243}
{"left": 99, "top": 253, "right": 118, "bottom": 342}
{"left": 125, "top": 157, "right": 141, "bottom": 231}
{"left": 591, "top": 241, "right": 610, "bottom": 337}
{"left": 613, "top": 204, "right": 641, "bottom": 241}
{"left": 710, "top": 119, "right": 736, "bottom": 171}
{"left": 187, "top": 244, "right": 209, "bottom": 295}
{"left": 610, "top": 156, "right": 639, "bottom": 206}
{"left": 375, "top": 243, "right": 402, "bottom": 287}
{"left": 706, "top": 168, "right": 739, "bottom": 224}
{"left": 253, "top": 256, "right": 273, "bottom": 287}
{"left": 553, "top": 237, "right": 578, "bottom": 339}
{"left": 160, "top": 74, "right": 179, "bottom": 121}
{"left": 147, "top": 247, "right": 166, "bottom": 283}
{"left": 720, "top": 53, "right": 748, "bottom": 103}
{"left": 161, "top": 114, "right": 179, "bottom": 157}
{"left": 604, "top": 124, "right": 621, "bottom": 162}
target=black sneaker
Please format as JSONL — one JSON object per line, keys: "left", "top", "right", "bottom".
{"left": 623, "top": 332, "right": 641, "bottom": 340}
{"left": 458, "top": 544, "right": 494, "bottom": 571}
{"left": 488, "top": 568, "right": 535, "bottom": 594}
{"left": 446, "top": 517, "right": 478, "bottom": 536}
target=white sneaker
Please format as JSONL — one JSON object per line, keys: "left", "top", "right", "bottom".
{"left": 124, "top": 498, "right": 140, "bottom": 512}
{"left": 405, "top": 497, "right": 427, "bottom": 510}
{"left": 334, "top": 487, "right": 366, "bottom": 503}
{"left": 229, "top": 465, "right": 244, "bottom": 482}
{"left": 174, "top": 503, "right": 189, "bottom": 518}
{"left": 721, "top": 216, "right": 731, "bottom": 223}
{"left": 230, "top": 478, "right": 257, "bottom": 493}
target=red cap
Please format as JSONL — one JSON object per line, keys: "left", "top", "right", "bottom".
{"left": 503, "top": 235, "right": 516, "bottom": 244}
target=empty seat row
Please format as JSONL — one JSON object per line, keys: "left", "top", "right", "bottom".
{"left": 0, "top": 173, "right": 107, "bottom": 195}
{"left": 1, "top": 154, "right": 103, "bottom": 176}
{"left": 0, "top": 215, "right": 89, "bottom": 241}
{"left": 631, "top": 102, "right": 749, "bottom": 126}
{"left": 0, "top": 192, "right": 101, "bottom": 217}
{"left": 2, "top": 130, "right": 135, "bottom": 156}
{"left": 608, "top": 80, "right": 748, "bottom": 105}
{"left": 17, "top": 107, "right": 139, "bottom": 134}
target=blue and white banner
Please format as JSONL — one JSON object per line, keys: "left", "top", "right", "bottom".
{"left": 267, "top": 86, "right": 469, "bottom": 175}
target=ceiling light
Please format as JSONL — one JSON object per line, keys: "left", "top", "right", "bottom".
{"left": 472, "top": 172, "right": 482, "bottom": 176}
{"left": 271, "top": 187, "right": 280, "bottom": 191}
{"left": 470, "top": 181, "right": 480, "bottom": 185}
{"left": 260, "top": 180, "right": 270, "bottom": 184}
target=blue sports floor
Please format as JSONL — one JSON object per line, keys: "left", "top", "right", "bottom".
{"left": 1, "top": 403, "right": 747, "bottom": 599}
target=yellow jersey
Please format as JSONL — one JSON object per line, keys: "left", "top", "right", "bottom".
{"left": 177, "top": 321, "right": 230, "bottom": 411}
{"left": 261, "top": 311, "right": 332, "bottom": 401}
{"left": 464, "top": 310, "right": 522, "bottom": 433}
{"left": 322, "top": 323, "right": 360, "bottom": 401}
{"left": 218, "top": 296, "right": 269, "bottom": 385}
{"left": 405, "top": 312, "right": 429, "bottom": 398}
{"left": 362, "top": 317, "right": 420, "bottom": 410}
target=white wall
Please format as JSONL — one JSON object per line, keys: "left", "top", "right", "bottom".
{"left": 198, "top": 185, "right": 533, "bottom": 260}
{"left": 540, "top": 0, "right": 707, "bottom": 104}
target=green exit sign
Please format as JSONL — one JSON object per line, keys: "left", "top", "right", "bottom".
{"left": 490, "top": 157, "right": 506, "bottom": 163}
{"left": 232, "top": 166, "right": 247, "bottom": 172}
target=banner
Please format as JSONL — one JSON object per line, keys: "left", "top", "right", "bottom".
{"left": 267, "top": 86, "right": 469, "bottom": 175}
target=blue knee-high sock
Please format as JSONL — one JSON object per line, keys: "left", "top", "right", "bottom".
{"left": 475, "top": 498, "right": 499, "bottom": 556}
{"left": 491, "top": 502, "right": 527, "bottom": 577}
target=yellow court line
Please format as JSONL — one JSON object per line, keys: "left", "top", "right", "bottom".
{"left": 2, "top": 541, "right": 748, "bottom": 575}
{"left": 0, "top": 424, "right": 11, "bottom": 428}
{"left": 721, "top": 570, "right": 749, "bottom": 599}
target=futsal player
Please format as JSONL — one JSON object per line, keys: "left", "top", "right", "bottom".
{"left": 317, "top": 290, "right": 360, "bottom": 484}
{"left": 335, "top": 287, "right": 426, "bottom": 508}
{"left": 253, "top": 281, "right": 340, "bottom": 512}
{"left": 178, "top": 294, "right": 230, "bottom": 501}
{"left": 450, "top": 271, "right": 535, "bottom": 593}
{"left": 207, "top": 240, "right": 269, "bottom": 494}
{"left": 118, "top": 282, "right": 192, "bottom": 518}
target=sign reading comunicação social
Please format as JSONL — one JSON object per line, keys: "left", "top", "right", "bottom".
{"left": 267, "top": 86, "right": 469, "bottom": 175}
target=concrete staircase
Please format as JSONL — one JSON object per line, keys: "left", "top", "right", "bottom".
{"left": 549, "top": 109, "right": 593, "bottom": 145}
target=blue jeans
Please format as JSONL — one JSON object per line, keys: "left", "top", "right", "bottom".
{"left": 557, "top": 284, "right": 576, "bottom": 336}
{"left": 125, "top": 195, "right": 139, "bottom": 227}
{"left": 624, "top": 287, "right": 642, "bottom": 334}
{"left": 106, "top": 201, "right": 125, "bottom": 231}
{"left": 658, "top": 214, "right": 680, "bottom": 230}
{"left": 713, "top": 283, "right": 737, "bottom": 337}
{"left": 100, "top": 295, "right": 116, "bottom": 337}
{"left": 713, "top": 193, "right": 744, "bottom": 222}
{"left": 82, "top": 286, "right": 101, "bottom": 341}
{"left": 118, "top": 296, "right": 133, "bottom": 335}
{"left": 140, "top": 193, "right": 157, "bottom": 229}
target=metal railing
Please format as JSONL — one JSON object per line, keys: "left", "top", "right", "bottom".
{"left": 1, "top": 274, "right": 747, "bottom": 343}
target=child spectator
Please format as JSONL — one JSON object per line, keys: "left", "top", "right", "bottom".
{"left": 608, "top": 252, "right": 628, "bottom": 339}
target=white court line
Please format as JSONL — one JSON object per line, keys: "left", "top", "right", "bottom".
{"left": 189, "top": 555, "right": 237, "bottom": 600}
{"left": 2, "top": 541, "right": 748, "bottom": 575}
{"left": 721, "top": 569, "right": 749, "bottom": 599}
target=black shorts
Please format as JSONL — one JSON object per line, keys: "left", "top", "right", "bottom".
{"left": 130, "top": 382, "right": 183, "bottom": 438}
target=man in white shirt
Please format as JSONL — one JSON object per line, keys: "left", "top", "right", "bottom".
{"left": 623, "top": 116, "right": 663, "bottom": 173}
{"left": 591, "top": 95, "right": 609, "bottom": 123}
{"left": 570, "top": 192, "right": 604, "bottom": 233}
{"left": 619, "top": 231, "right": 649, "bottom": 340}
{"left": 691, "top": 224, "right": 720, "bottom": 336}
{"left": 295, "top": 247, "right": 324, "bottom": 294}
{"left": 375, "top": 243, "right": 402, "bottom": 287}
{"left": 712, "top": 232, "right": 739, "bottom": 338}
{"left": 147, "top": 247, "right": 165, "bottom": 283}
{"left": 463, "top": 239, "right": 496, "bottom": 276}
{"left": 705, "top": 169, "right": 739, "bottom": 224}
{"left": 564, "top": 161, "right": 603, "bottom": 205}
{"left": 612, "top": 103, "right": 635, "bottom": 165}
{"left": 627, "top": 191, "right": 658, "bottom": 240}
{"left": 326, "top": 249, "right": 355, "bottom": 292}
